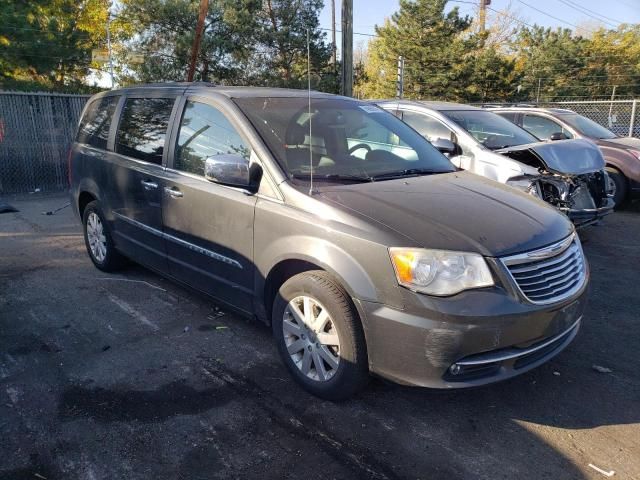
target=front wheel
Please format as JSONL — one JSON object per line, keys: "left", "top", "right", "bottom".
{"left": 272, "top": 271, "right": 369, "bottom": 400}
{"left": 606, "top": 166, "right": 628, "bottom": 209}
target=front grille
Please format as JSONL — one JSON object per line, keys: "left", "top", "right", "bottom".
{"left": 513, "top": 327, "right": 572, "bottom": 369}
{"left": 502, "top": 234, "right": 586, "bottom": 304}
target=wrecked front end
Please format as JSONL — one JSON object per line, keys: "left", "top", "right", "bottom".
{"left": 498, "top": 140, "right": 614, "bottom": 227}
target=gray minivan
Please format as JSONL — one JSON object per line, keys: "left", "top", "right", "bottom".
{"left": 70, "top": 83, "right": 588, "bottom": 399}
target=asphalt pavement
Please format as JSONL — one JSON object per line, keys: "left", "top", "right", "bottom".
{"left": 1, "top": 193, "right": 639, "bottom": 480}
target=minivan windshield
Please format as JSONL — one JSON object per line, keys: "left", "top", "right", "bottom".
{"left": 233, "top": 97, "right": 455, "bottom": 183}
{"left": 443, "top": 110, "right": 539, "bottom": 150}
{"left": 558, "top": 113, "right": 617, "bottom": 139}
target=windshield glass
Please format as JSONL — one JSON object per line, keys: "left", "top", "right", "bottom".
{"left": 233, "top": 97, "right": 455, "bottom": 183}
{"left": 559, "top": 114, "right": 617, "bottom": 139}
{"left": 443, "top": 110, "right": 539, "bottom": 150}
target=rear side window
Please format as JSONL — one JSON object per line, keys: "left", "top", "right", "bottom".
{"left": 498, "top": 112, "right": 518, "bottom": 123}
{"left": 115, "top": 97, "right": 175, "bottom": 164}
{"left": 77, "top": 96, "right": 119, "bottom": 149}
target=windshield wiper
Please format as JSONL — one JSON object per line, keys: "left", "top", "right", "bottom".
{"left": 291, "top": 173, "right": 373, "bottom": 183}
{"left": 370, "top": 168, "right": 448, "bottom": 180}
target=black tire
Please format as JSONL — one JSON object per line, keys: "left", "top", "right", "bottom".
{"left": 606, "top": 166, "right": 629, "bottom": 209}
{"left": 82, "top": 200, "right": 127, "bottom": 272}
{"left": 272, "top": 270, "right": 369, "bottom": 401}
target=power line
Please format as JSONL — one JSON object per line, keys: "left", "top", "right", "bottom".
{"left": 561, "top": 0, "right": 625, "bottom": 25}
{"left": 514, "top": 0, "right": 580, "bottom": 30}
{"left": 319, "top": 27, "right": 376, "bottom": 38}
{"left": 556, "top": 0, "right": 617, "bottom": 28}
{"left": 450, "top": 0, "right": 540, "bottom": 30}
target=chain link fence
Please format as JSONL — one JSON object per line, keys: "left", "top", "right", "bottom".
{"left": 0, "top": 92, "right": 90, "bottom": 194}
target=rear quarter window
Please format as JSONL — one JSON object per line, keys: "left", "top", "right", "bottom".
{"left": 115, "top": 97, "right": 175, "bottom": 164}
{"left": 76, "top": 96, "right": 119, "bottom": 149}
{"left": 497, "top": 112, "right": 518, "bottom": 123}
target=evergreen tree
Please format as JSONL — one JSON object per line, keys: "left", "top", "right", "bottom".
{"left": 118, "top": 0, "right": 260, "bottom": 84}
{"left": 253, "top": 0, "right": 333, "bottom": 89}
{"left": 361, "top": 0, "right": 474, "bottom": 100}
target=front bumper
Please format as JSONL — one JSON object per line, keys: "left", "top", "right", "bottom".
{"left": 565, "top": 197, "right": 614, "bottom": 227}
{"left": 357, "top": 280, "right": 587, "bottom": 388}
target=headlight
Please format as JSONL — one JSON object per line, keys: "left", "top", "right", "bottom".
{"left": 506, "top": 175, "right": 542, "bottom": 198}
{"left": 389, "top": 248, "right": 494, "bottom": 296}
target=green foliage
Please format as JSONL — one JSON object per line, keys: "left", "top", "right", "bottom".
{"left": 117, "top": 0, "right": 260, "bottom": 84}
{"left": 252, "top": 0, "right": 332, "bottom": 88}
{"left": 118, "top": 0, "right": 332, "bottom": 89}
{"left": 510, "top": 26, "right": 590, "bottom": 100}
{"left": 362, "top": 0, "right": 475, "bottom": 100}
{"left": 466, "top": 48, "right": 520, "bottom": 102}
{"left": 0, "top": 0, "right": 112, "bottom": 92}
{"left": 359, "top": 0, "right": 520, "bottom": 102}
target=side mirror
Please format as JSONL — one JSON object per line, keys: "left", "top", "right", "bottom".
{"left": 431, "top": 138, "right": 458, "bottom": 156}
{"left": 204, "top": 154, "right": 261, "bottom": 191}
{"left": 549, "top": 132, "right": 568, "bottom": 141}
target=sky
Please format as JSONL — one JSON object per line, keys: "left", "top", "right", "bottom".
{"left": 318, "top": 0, "right": 640, "bottom": 57}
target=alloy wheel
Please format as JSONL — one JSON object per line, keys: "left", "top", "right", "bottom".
{"left": 282, "top": 295, "right": 341, "bottom": 382}
{"left": 86, "top": 212, "right": 107, "bottom": 263}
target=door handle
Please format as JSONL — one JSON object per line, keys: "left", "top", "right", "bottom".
{"left": 164, "top": 187, "right": 184, "bottom": 198}
{"left": 140, "top": 180, "right": 158, "bottom": 190}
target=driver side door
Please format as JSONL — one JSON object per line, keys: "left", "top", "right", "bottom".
{"left": 400, "top": 110, "right": 475, "bottom": 170}
{"left": 162, "top": 97, "right": 257, "bottom": 313}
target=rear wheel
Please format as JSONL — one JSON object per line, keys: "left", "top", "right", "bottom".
{"left": 272, "top": 271, "right": 369, "bottom": 400}
{"left": 606, "top": 166, "right": 629, "bottom": 209}
{"left": 82, "top": 200, "right": 126, "bottom": 272}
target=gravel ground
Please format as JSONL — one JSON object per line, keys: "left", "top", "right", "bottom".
{"left": 1, "top": 193, "right": 639, "bottom": 480}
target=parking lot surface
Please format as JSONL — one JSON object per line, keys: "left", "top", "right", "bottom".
{"left": 1, "top": 193, "right": 639, "bottom": 480}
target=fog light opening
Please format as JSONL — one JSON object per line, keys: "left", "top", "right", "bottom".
{"left": 449, "top": 364, "right": 462, "bottom": 376}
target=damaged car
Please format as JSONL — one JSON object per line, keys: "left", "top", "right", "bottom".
{"left": 377, "top": 100, "right": 614, "bottom": 227}
{"left": 488, "top": 106, "right": 640, "bottom": 208}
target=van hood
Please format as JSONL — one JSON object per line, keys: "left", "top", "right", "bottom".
{"left": 596, "top": 137, "right": 640, "bottom": 150}
{"left": 318, "top": 171, "right": 573, "bottom": 257}
{"left": 496, "top": 139, "right": 605, "bottom": 175}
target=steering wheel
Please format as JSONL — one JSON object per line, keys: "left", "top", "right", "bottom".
{"left": 483, "top": 135, "right": 505, "bottom": 149}
{"left": 348, "top": 143, "right": 372, "bottom": 155}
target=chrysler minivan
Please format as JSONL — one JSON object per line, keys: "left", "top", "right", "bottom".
{"left": 70, "top": 84, "right": 588, "bottom": 399}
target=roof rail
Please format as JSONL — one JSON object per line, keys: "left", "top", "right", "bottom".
{"left": 130, "top": 81, "right": 217, "bottom": 88}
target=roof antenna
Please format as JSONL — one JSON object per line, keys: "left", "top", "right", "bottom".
{"left": 307, "top": 28, "right": 314, "bottom": 196}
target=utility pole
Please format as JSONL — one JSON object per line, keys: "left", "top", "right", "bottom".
{"left": 341, "top": 0, "right": 353, "bottom": 97}
{"left": 478, "top": 0, "right": 489, "bottom": 47}
{"left": 331, "top": 0, "right": 337, "bottom": 69}
{"left": 187, "top": 0, "right": 209, "bottom": 82}
{"left": 396, "top": 56, "right": 404, "bottom": 99}
{"left": 479, "top": 0, "right": 490, "bottom": 34}
{"left": 106, "top": 2, "right": 114, "bottom": 89}
{"left": 608, "top": 85, "right": 617, "bottom": 128}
